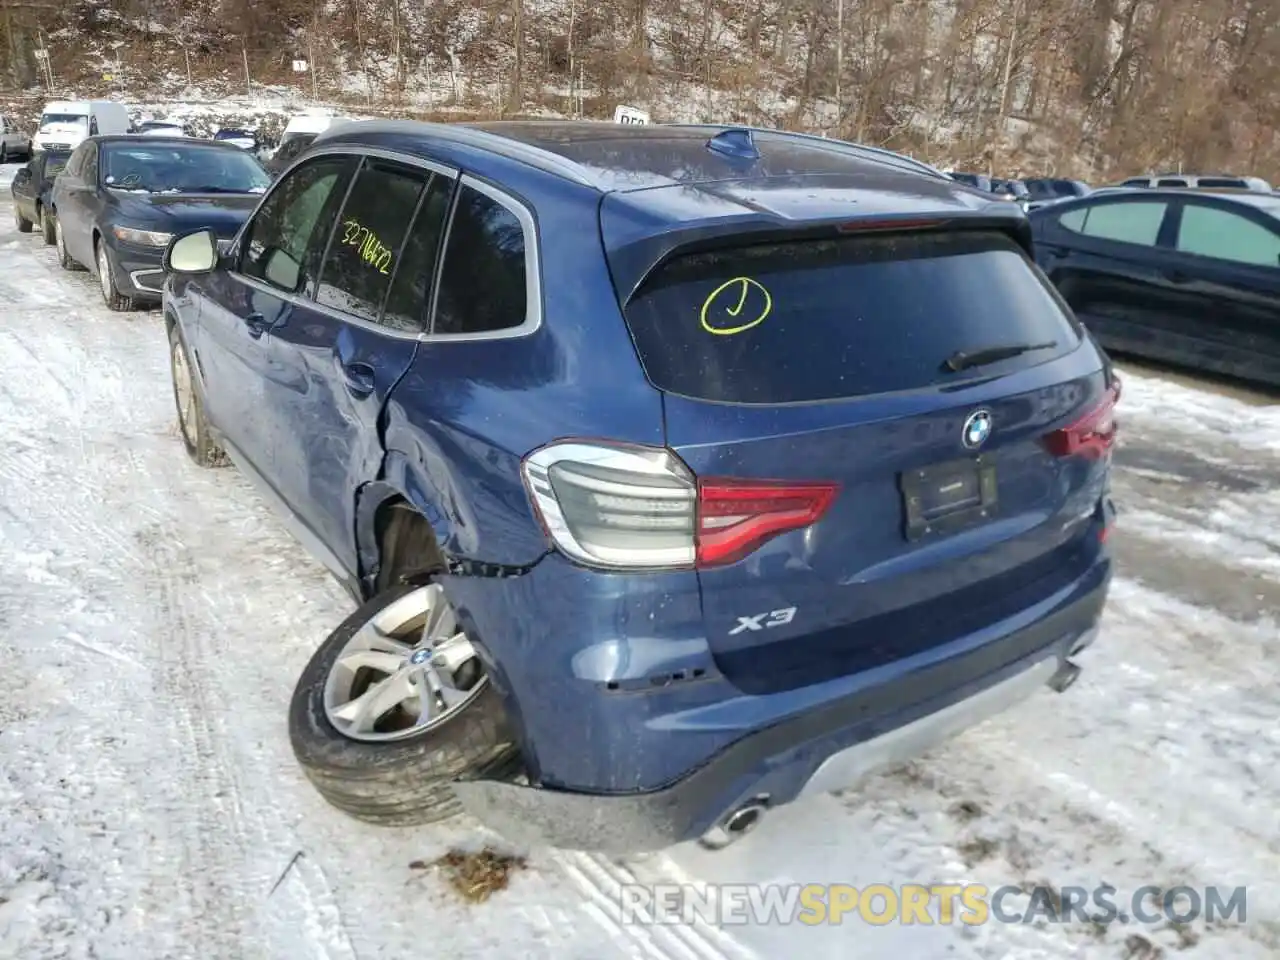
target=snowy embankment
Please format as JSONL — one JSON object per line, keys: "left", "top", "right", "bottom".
{"left": 0, "top": 206, "right": 1277, "bottom": 960}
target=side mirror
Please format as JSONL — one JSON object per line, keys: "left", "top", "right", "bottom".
{"left": 12, "top": 168, "right": 29, "bottom": 184}
{"left": 164, "top": 228, "right": 219, "bottom": 274}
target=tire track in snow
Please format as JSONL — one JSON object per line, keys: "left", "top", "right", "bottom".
{"left": 550, "top": 849, "right": 761, "bottom": 960}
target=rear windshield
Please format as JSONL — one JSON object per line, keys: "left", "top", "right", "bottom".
{"left": 622, "top": 230, "right": 1080, "bottom": 404}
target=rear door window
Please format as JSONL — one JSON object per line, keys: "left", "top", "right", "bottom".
{"left": 1175, "top": 204, "right": 1280, "bottom": 267}
{"left": 621, "top": 230, "right": 1080, "bottom": 404}
{"left": 381, "top": 174, "right": 454, "bottom": 332}
{"left": 314, "top": 159, "right": 429, "bottom": 324}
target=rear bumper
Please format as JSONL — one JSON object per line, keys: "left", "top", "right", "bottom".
{"left": 451, "top": 556, "right": 1110, "bottom": 854}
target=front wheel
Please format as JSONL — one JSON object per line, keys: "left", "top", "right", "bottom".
{"left": 55, "top": 216, "right": 82, "bottom": 271}
{"left": 288, "top": 580, "right": 520, "bottom": 826}
{"left": 97, "top": 241, "right": 133, "bottom": 311}
{"left": 168, "top": 323, "right": 226, "bottom": 467}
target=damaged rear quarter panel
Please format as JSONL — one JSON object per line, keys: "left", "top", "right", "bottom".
{"left": 374, "top": 178, "right": 668, "bottom": 571}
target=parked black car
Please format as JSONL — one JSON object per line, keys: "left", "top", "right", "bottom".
{"left": 49, "top": 135, "right": 271, "bottom": 311}
{"left": 11, "top": 148, "right": 71, "bottom": 244}
{"left": 948, "top": 171, "right": 993, "bottom": 193}
{"left": 1029, "top": 188, "right": 1280, "bottom": 388}
{"left": 1023, "top": 178, "right": 1090, "bottom": 211}
{"left": 264, "top": 132, "right": 318, "bottom": 176}
{"left": 990, "top": 178, "right": 1031, "bottom": 206}
{"left": 213, "top": 127, "right": 257, "bottom": 151}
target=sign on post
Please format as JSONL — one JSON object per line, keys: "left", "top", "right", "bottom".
{"left": 292, "top": 59, "right": 309, "bottom": 73}
{"left": 33, "top": 49, "right": 48, "bottom": 61}
{"left": 614, "top": 104, "right": 650, "bottom": 125}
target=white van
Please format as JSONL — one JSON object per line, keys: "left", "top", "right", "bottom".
{"left": 32, "top": 100, "right": 131, "bottom": 153}
{"left": 265, "top": 112, "right": 353, "bottom": 175}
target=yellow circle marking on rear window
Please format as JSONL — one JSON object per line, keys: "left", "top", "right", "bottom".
{"left": 700, "top": 276, "right": 772, "bottom": 336}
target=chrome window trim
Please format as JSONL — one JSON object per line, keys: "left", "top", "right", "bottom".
{"left": 421, "top": 173, "right": 542, "bottom": 343}
{"left": 223, "top": 145, "right": 542, "bottom": 344}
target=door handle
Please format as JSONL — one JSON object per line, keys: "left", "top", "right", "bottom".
{"left": 339, "top": 360, "right": 376, "bottom": 397}
{"left": 243, "top": 312, "right": 270, "bottom": 338}
{"left": 1164, "top": 269, "right": 1191, "bottom": 284}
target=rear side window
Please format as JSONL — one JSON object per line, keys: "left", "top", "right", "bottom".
{"left": 65, "top": 144, "right": 85, "bottom": 177}
{"left": 621, "top": 231, "right": 1080, "bottom": 404}
{"left": 432, "top": 183, "right": 529, "bottom": 335}
{"left": 1157, "top": 178, "right": 1187, "bottom": 187}
{"left": 1176, "top": 204, "right": 1280, "bottom": 267}
{"left": 1195, "top": 178, "right": 1244, "bottom": 189}
{"left": 315, "top": 160, "right": 428, "bottom": 324}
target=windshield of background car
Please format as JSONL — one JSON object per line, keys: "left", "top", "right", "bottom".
{"left": 101, "top": 143, "right": 271, "bottom": 194}
{"left": 40, "top": 114, "right": 86, "bottom": 129}
{"left": 622, "top": 230, "right": 1082, "bottom": 404}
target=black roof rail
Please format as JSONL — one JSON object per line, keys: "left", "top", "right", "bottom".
{"left": 313, "top": 118, "right": 600, "bottom": 188}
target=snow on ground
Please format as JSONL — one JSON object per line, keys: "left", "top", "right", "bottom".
{"left": 0, "top": 201, "right": 1277, "bottom": 960}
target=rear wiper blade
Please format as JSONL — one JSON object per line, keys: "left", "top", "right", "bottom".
{"left": 943, "top": 341, "right": 1058, "bottom": 372}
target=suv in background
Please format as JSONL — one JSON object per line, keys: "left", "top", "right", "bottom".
{"left": 991, "top": 177, "right": 1031, "bottom": 207}
{"left": 160, "top": 120, "right": 1117, "bottom": 854}
{"left": 1024, "top": 177, "right": 1091, "bottom": 211}
{"left": 948, "top": 170, "right": 994, "bottom": 193}
{"left": 1119, "top": 173, "right": 1272, "bottom": 191}
{"left": 0, "top": 113, "right": 31, "bottom": 163}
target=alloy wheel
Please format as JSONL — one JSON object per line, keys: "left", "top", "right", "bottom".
{"left": 98, "top": 245, "right": 112, "bottom": 302}
{"left": 171, "top": 338, "right": 195, "bottom": 445}
{"left": 322, "top": 584, "right": 488, "bottom": 742}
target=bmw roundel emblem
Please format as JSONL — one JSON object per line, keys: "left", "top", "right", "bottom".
{"left": 962, "top": 410, "right": 993, "bottom": 449}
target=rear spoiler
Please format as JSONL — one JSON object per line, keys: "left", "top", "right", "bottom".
{"left": 602, "top": 205, "right": 1034, "bottom": 307}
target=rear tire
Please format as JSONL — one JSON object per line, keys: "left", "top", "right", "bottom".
{"left": 38, "top": 206, "right": 55, "bottom": 245}
{"left": 288, "top": 579, "right": 521, "bottom": 827}
{"left": 55, "top": 216, "right": 82, "bottom": 271}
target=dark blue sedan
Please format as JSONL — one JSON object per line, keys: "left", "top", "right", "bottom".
{"left": 49, "top": 135, "right": 270, "bottom": 310}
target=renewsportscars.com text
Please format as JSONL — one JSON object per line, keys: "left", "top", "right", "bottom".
{"left": 618, "top": 883, "right": 1248, "bottom": 927}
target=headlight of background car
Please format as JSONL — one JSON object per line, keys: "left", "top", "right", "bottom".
{"left": 113, "top": 226, "right": 174, "bottom": 247}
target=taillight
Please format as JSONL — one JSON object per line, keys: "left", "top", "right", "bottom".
{"left": 1043, "top": 382, "right": 1120, "bottom": 459}
{"left": 521, "top": 441, "right": 839, "bottom": 570}
{"left": 696, "top": 478, "right": 839, "bottom": 567}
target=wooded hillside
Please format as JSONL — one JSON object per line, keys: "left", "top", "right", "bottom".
{"left": 1, "top": 0, "right": 1278, "bottom": 180}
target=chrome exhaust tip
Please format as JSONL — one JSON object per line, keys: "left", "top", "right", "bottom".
{"left": 698, "top": 798, "right": 769, "bottom": 850}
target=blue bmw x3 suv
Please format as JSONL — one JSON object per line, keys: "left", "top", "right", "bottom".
{"left": 161, "top": 119, "right": 1118, "bottom": 853}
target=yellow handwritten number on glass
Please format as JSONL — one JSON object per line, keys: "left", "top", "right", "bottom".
{"left": 700, "top": 277, "right": 772, "bottom": 336}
